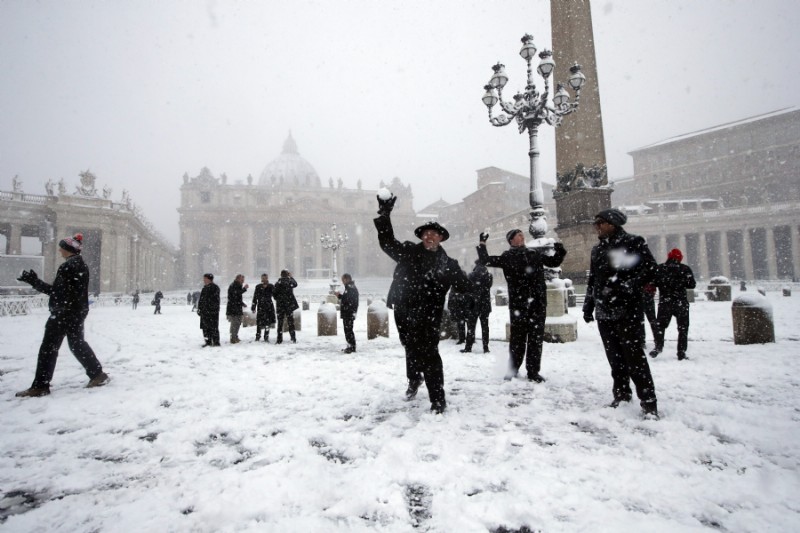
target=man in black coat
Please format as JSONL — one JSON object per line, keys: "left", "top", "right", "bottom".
{"left": 447, "top": 285, "right": 470, "bottom": 344}
{"left": 15, "top": 233, "right": 108, "bottom": 397}
{"left": 335, "top": 273, "right": 359, "bottom": 353}
{"left": 251, "top": 273, "right": 276, "bottom": 343}
{"left": 198, "top": 273, "right": 221, "bottom": 347}
{"left": 153, "top": 290, "right": 164, "bottom": 314}
{"left": 273, "top": 270, "right": 298, "bottom": 344}
{"left": 477, "top": 229, "right": 566, "bottom": 383}
{"left": 651, "top": 248, "right": 697, "bottom": 360}
{"left": 226, "top": 274, "right": 249, "bottom": 344}
{"left": 463, "top": 260, "right": 493, "bottom": 353}
{"left": 582, "top": 209, "right": 659, "bottom": 418}
{"left": 375, "top": 193, "right": 472, "bottom": 414}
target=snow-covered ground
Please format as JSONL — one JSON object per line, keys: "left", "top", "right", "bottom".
{"left": 1, "top": 287, "right": 799, "bottom": 532}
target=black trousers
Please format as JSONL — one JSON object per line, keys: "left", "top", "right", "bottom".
{"left": 508, "top": 308, "right": 546, "bottom": 377}
{"left": 465, "top": 313, "right": 489, "bottom": 350}
{"left": 201, "top": 317, "right": 220, "bottom": 346}
{"left": 597, "top": 315, "right": 657, "bottom": 407}
{"left": 276, "top": 311, "right": 296, "bottom": 341}
{"left": 654, "top": 300, "right": 690, "bottom": 354}
{"left": 32, "top": 314, "right": 104, "bottom": 389}
{"left": 154, "top": 302, "right": 161, "bottom": 314}
{"left": 342, "top": 316, "right": 356, "bottom": 348}
{"left": 643, "top": 297, "right": 657, "bottom": 339}
{"left": 394, "top": 306, "right": 446, "bottom": 406}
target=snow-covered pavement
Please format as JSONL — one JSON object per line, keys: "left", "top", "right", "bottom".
{"left": 1, "top": 289, "right": 799, "bottom": 532}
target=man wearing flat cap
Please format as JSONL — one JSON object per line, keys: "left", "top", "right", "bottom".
{"left": 374, "top": 193, "right": 472, "bottom": 414}
{"left": 15, "top": 233, "right": 108, "bottom": 397}
{"left": 583, "top": 208, "right": 659, "bottom": 418}
{"left": 477, "top": 228, "right": 566, "bottom": 383}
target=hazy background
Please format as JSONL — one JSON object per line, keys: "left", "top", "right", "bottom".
{"left": 2, "top": 0, "right": 798, "bottom": 245}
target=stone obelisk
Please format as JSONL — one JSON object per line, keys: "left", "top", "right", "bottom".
{"left": 551, "top": 0, "right": 611, "bottom": 284}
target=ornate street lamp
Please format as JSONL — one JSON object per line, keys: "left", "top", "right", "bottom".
{"left": 482, "top": 33, "right": 586, "bottom": 241}
{"left": 320, "top": 223, "right": 348, "bottom": 294}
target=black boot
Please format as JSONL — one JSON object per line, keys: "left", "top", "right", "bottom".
{"left": 405, "top": 379, "right": 423, "bottom": 401}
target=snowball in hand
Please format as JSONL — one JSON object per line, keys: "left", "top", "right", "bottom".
{"left": 377, "top": 187, "right": 392, "bottom": 200}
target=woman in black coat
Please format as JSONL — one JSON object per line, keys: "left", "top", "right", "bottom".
{"left": 198, "top": 273, "right": 221, "bottom": 347}
{"left": 273, "top": 270, "right": 298, "bottom": 343}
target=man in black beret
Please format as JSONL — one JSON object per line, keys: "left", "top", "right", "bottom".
{"left": 374, "top": 193, "right": 472, "bottom": 414}
{"left": 477, "top": 228, "right": 566, "bottom": 383}
{"left": 583, "top": 208, "right": 660, "bottom": 418}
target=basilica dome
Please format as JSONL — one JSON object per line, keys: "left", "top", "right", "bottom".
{"left": 258, "top": 133, "right": 321, "bottom": 188}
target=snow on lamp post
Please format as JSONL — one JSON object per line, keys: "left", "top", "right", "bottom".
{"left": 320, "top": 223, "right": 348, "bottom": 294}
{"left": 482, "top": 33, "right": 586, "bottom": 242}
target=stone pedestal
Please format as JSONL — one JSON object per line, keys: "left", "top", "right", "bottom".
{"left": 783, "top": 287, "right": 792, "bottom": 297}
{"left": 317, "top": 303, "right": 337, "bottom": 336}
{"left": 495, "top": 289, "right": 508, "bottom": 306}
{"left": 554, "top": 188, "right": 612, "bottom": 284}
{"left": 686, "top": 289, "right": 695, "bottom": 303}
{"left": 544, "top": 283, "right": 577, "bottom": 342}
{"left": 367, "top": 301, "right": 389, "bottom": 339}
{"left": 302, "top": 299, "right": 310, "bottom": 311}
{"left": 732, "top": 295, "right": 774, "bottom": 344}
{"left": 708, "top": 284, "right": 732, "bottom": 302}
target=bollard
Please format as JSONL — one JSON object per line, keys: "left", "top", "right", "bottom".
{"left": 732, "top": 293, "right": 775, "bottom": 344}
{"left": 686, "top": 288, "right": 695, "bottom": 303}
{"left": 282, "top": 308, "right": 302, "bottom": 332}
{"left": 783, "top": 286, "right": 792, "bottom": 297}
{"left": 367, "top": 300, "right": 390, "bottom": 339}
{"left": 317, "top": 303, "right": 338, "bottom": 336}
{"left": 708, "top": 276, "right": 732, "bottom": 302}
{"left": 242, "top": 310, "right": 257, "bottom": 327}
{"left": 302, "top": 299, "right": 310, "bottom": 311}
{"left": 495, "top": 288, "right": 508, "bottom": 307}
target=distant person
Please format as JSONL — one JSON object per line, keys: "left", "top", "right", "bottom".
{"left": 650, "top": 248, "right": 697, "bottom": 361}
{"left": 477, "top": 229, "right": 566, "bottom": 383}
{"left": 191, "top": 290, "right": 200, "bottom": 312}
{"left": 226, "top": 274, "right": 249, "bottom": 344}
{"left": 153, "top": 290, "right": 164, "bottom": 314}
{"left": 198, "top": 273, "right": 220, "bottom": 347}
{"left": 187, "top": 292, "right": 192, "bottom": 305}
{"left": 15, "top": 233, "right": 109, "bottom": 397}
{"left": 251, "top": 273, "right": 276, "bottom": 342}
{"left": 582, "top": 209, "right": 659, "bottom": 418}
{"left": 132, "top": 290, "right": 139, "bottom": 310}
{"left": 374, "top": 192, "right": 472, "bottom": 414}
{"left": 335, "top": 273, "right": 359, "bottom": 353}
{"left": 273, "top": 270, "right": 298, "bottom": 344}
{"left": 463, "top": 260, "right": 493, "bottom": 353}
{"left": 447, "top": 285, "right": 470, "bottom": 345}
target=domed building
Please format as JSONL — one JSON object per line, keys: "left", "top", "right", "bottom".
{"left": 177, "top": 133, "right": 416, "bottom": 286}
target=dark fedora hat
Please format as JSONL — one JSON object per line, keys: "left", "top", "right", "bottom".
{"left": 414, "top": 221, "right": 450, "bottom": 241}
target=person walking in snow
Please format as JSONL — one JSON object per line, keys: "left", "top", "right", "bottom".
{"left": 198, "top": 273, "right": 220, "bottom": 347}
{"left": 132, "top": 290, "right": 139, "bottom": 310}
{"left": 273, "top": 270, "right": 298, "bottom": 344}
{"left": 582, "top": 209, "right": 659, "bottom": 418}
{"left": 477, "top": 229, "right": 566, "bottom": 383}
{"left": 251, "top": 273, "right": 276, "bottom": 342}
{"left": 226, "top": 274, "right": 249, "bottom": 344}
{"left": 153, "top": 290, "right": 164, "bottom": 314}
{"left": 335, "top": 273, "right": 360, "bottom": 353}
{"left": 650, "top": 248, "right": 697, "bottom": 360}
{"left": 15, "top": 233, "right": 109, "bottom": 397}
{"left": 462, "top": 260, "right": 493, "bottom": 354}
{"left": 374, "top": 192, "right": 472, "bottom": 414}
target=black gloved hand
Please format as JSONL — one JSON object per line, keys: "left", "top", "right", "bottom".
{"left": 17, "top": 269, "right": 38, "bottom": 284}
{"left": 377, "top": 194, "right": 397, "bottom": 216}
{"left": 479, "top": 232, "right": 489, "bottom": 244}
{"left": 553, "top": 241, "right": 565, "bottom": 253}
{"left": 583, "top": 313, "right": 594, "bottom": 324}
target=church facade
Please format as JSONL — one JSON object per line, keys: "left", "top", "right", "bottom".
{"left": 177, "top": 134, "right": 416, "bottom": 286}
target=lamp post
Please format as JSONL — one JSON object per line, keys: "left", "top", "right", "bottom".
{"left": 482, "top": 33, "right": 586, "bottom": 241}
{"left": 320, "top": 223, "right": 348, "bottom": 295}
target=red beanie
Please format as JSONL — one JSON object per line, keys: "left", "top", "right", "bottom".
{"left": 667, "top": 248, "right": 683, "bottom": 262}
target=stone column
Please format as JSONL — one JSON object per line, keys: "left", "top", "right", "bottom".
{"left": 741, "top": 228, "right": 754, "bottom": 280}
{"left": 720, "top": 230, "right": 732, "bottom": 278}
{"left": 791, "top": 225, "right": 800, "bottom": 280}
{"left": 7, "top": 224, "right": 22, "bottom": 255}
{"left": 277, "top": 226, "right": 285, "bottom": 273}
{"left": 554, "top": 188, "right": 611, "bottom": 282}
{"left": 678, "top": 234, "right": 687, "bottom": 257}
{"left": 765, "top": 226, "right": 778, "bottom": 280}
{"left": 698, "top": 232, "right": 710, "bottom": 280}
{"left": 100, "top": 229, "right": 115, "bottom": 293}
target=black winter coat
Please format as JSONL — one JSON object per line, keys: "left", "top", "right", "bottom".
{"left": 251, "top": 283, "right": 276, "bottom": 327}
{"left": 374, "top": 214, "right": 472, "bottom": 331}
{"left": 273, "top": 277, "right": 299, "bottom": 315}
{"left": 469, "top": 264, "right": 493, "bottom": 317}
{"left": 655, "top": 259, "right": 696, "bottom": 304}
{"left": 226, "top": 282, "right": 248, "bottom": 316}
{"left": 30, "top": 254, "right": 91, "bottom": 321}
{"left": 583, "top": 228, "right": 657, "bottom": 321}
{"left": 338, "top": 282, "right": 360, "bottom": 319}
{"left": 198, "top": 282, "right": 220, "bottom": 329}
{"left": 447, "top": 287, "right": 474, "bottom": 321}
{"left": 477, "top": 242, "right": 566, "bottom": 314}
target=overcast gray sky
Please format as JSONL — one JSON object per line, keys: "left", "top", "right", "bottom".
{"left": 2, "top": 0, "right": 798, "bottom": 244}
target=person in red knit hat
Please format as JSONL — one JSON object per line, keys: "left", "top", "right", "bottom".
{"left": 650, "top": 248, "right": 697, "bottom": 360}
{"left": 15, "top": 233, "right": 109, "bottom": 397}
